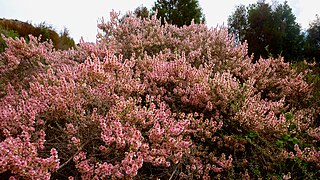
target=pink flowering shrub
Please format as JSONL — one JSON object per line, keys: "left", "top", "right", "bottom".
{"left": 0, "top": 12, "right": 319, "bottom": 179}
{"left": 0, "top": 34, "right": 83, "bottom": 98}
{"left": 0, "top": 131, "right": 59, "bottom": 180}
{"left": 97, "top": 11, "right": 250, "bottom": 72}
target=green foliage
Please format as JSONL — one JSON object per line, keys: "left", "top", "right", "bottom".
{"left": 276, "top": 133, "right": 300, "bottom": 149}
{"left": 304, "top": 15, "right": 320, "bottom": 63}
{"left": 284, "top": 112, "right": 293, "bottom": 121}
{"left": 151, "top": 0, "right": 205, "bottom": 27}
{"left": 134, "top": 5, "right": 150, "bottom": 19}
{"left": 228, "top": 1, "right": 304, "bottom": 62}
{"left": 0, "top": 26, "right": 19, "bottom": 52}
{"left": 272, "top": 1, "right": 304, "bottom": 61}
{"left": 245, "top": 131, "right": 258, "bottom": 139}
{"left": 227, "top": 4, "right": 248, "bottom": 43}
{"left": 57, "top": 28, "right": 76, "bottom": 50}
{"left": 0, "top": 18, "right": 75, "bottom": 50}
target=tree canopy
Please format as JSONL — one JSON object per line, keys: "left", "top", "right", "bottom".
{"left": 304, "top": 15, "right": 320, "bottom": 62}
{"left": 228, "top": 0, "right": 304, "bottom": 62}
{"left": 151, "top": 0, "right": 205, "bottom": 27}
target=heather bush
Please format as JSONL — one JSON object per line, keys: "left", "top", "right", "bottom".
{"left": 0, "top": 12, "right": 319, "bottom": 179}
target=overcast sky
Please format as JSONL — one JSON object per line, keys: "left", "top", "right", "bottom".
{"left": 0, "top": 0, "right": 318, "bottom": 43}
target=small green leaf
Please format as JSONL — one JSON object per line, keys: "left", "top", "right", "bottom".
{"left": 285, "top": 112, "right": 293, "bottom": 120}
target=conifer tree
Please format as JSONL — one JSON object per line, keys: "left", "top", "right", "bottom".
{"left": 152, "top": 0, "right": 205, "bottom": 27}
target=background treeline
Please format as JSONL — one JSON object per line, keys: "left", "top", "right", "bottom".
{"left": 226, "top": 0, "right": 320, "bottom": 96}
{"left": 228, "top": 0, "right": 320, "bottom": 63}
{"left": 2, "top": 0, "right": 318, "bottom": 64}
{"left": 134, "top": 0, "right": 319, "bottom": 63}
{"left": 133, "top": 0, "right": 320, "bottom": 101}
{"left": 0, "top": 18, "right": 75, "bottom": 52}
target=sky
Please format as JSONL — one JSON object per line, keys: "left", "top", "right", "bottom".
{"left": 0, "top": 0, "right": 318, "bottom": 43}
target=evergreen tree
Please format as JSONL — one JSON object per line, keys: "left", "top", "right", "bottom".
{"left": 246, "top": 1, "right": 274, "bottom": 60}
{"left": 273, "top": 1, "right": 304, "bottom": 61}
{"left": 304, "top": 15, "right": 320, "bottom": 62}
{"left": 228, "top": 0, "right": 303, "bottom": 62}
{"left": 152, "top": 0, "right": 205, "bottom": 27}
{"left": 134, "top": 5, "right": 150, "bottom": 19}
{"left": 227, "top": 4, "right": 248, "bottom": 43}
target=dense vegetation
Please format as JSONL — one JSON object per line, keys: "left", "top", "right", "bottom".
{"left": 135, "top": 0, "right": 319, "bottom": 63}
{"left": 228, "top": 1, "right": 320, "bottom": 63}
{"left": 0, "top": 7, "right": 319, "bottom": 179}
{"left": 0, "top": 18, "right": 75, "bottom": 52}
{"left": 151, "top": 0, "right": 205, "bottom": 27}
{"left": 0, "top": 0, "right": 319, "bottom": 179}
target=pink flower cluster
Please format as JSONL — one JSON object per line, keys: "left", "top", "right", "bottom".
{"left": 0, "top": 131, "right": 59, "bottom": 179}
{"left": 0, "top": 11, "right": 318, "bottom": 179}
{"left": 294, "top": 144, "right": 320, "bottom": 167}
